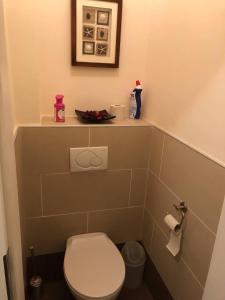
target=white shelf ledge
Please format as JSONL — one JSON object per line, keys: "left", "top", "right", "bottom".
{"left": 41, "top": 116, "right": 151, "bottom": 127}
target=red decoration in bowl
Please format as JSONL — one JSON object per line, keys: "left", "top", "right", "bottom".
{"left": 75, "top": 109, "right": 116, "bottom": 123}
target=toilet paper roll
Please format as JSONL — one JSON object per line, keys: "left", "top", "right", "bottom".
{"left": 166, "top": 230, "right": 182, "bottom": 257}
{"left": 164, "top": 214, "right": 182, "bottom": 256}
{"left": 110, "top": 104, "right": 126, "bottom": 121}
{"left": 164, "top": 214, "right": 180, "bottom": 232}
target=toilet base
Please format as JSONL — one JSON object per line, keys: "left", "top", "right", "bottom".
{"left": 70, "top": 285, "right": 122, "bottom": 300}
{"left": 73, "top": 294, "right": 120, "bottom": 300}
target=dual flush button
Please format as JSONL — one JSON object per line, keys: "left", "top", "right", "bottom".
{"left": 70, "top": 147, "right": 108, "bottom": 172}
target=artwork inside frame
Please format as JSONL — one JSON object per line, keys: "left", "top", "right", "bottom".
{"left": 71, "top": 0, "right": 123, "bottom": 68}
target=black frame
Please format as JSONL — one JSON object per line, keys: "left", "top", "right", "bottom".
{"left": 71, "top": 0, "right": 123, "bottom": 68}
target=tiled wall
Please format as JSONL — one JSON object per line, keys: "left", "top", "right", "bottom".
{"left": 15, "top": 125, "right": 225, "bottom": 300}
{"left": 15, "top": 126, "right": 150, "bottom": 256}
{"left": 143, "top": 127, "right": 225, "bottom": 300}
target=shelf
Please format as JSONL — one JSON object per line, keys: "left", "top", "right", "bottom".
{"left": 41, "top": 116, "right": 151, "bottom": 127}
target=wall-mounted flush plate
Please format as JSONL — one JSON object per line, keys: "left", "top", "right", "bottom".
{"left": 70, "top": 147, "right": 108, "bottom": 172}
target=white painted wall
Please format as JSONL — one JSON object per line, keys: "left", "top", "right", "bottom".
{"left": 5, "top": 0, "right": 151, "bottom": 124}
{"left": 0, "top": 164, "right": 8, "bottom": 300}
{"left": 144, "top": 0, "right": 225, "bottom": 165}
{"left": 203, "top": 197, "right": 225, "bottom": 300}
{"left": 0, "top": 0, "right": 25, "bottom": 299}
{"left": 143, "top": 0, "right": 225, "bottom": 298}
{"left": 5, "top": 0, "right": 225, "bottom": 165}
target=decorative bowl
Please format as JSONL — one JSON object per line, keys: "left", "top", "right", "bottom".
{"left": 75, "top": 109, "right": 116, "bottom": 123}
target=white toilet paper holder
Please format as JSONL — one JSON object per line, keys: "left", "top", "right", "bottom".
{"left": 173, "top": 202, "right": 188, "bottom": 231}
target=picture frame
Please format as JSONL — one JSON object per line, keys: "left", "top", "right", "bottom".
{"left": 71, "top": 0, "right": 123, "bottom": 68}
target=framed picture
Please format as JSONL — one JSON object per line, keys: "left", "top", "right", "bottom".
{"left": 71, "top": 0, "right": 123, "bottom": 68}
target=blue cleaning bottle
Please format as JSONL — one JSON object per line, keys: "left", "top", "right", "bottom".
{"left": 134, "top": 80, "right": 142, "bottom": 119}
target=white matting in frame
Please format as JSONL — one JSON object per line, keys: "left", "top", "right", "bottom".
{"left": 76, "top": 0, "right": 118, "bottom": 64}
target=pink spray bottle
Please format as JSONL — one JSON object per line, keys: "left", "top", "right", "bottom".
{"left": 54, "top": 95, "right": 65, "bottom": 122}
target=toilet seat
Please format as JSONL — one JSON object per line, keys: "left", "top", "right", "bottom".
{"left": 64, "top": 233, "right": 125, "bottom": 299}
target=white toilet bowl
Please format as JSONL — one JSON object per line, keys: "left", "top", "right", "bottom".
{"left": 64, "top": 233, "right": 125, "bottom": 300}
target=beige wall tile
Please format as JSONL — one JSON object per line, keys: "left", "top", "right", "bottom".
{"left": 21, "top": 127, "right": 89, "bottom": 217}
{"left": 146, "top": 173, "right": 180, "bottom": 235}
{"left": 88, "top": 207, "right": 143, "bottom": 244}
{"left": 151, "top": 225, "right": 203, "bottom": 300}
{"left": 15, "top": 128, "right": 23, "bottom": 208}
{"left": 15, "top": 128, "right": 25, "bottom": 218}
{"left": 146, "top": 173, "right": 215, "bottom": 287}
{"left": 14, "top": 129, "right": 28, "bottom": 268}
{"left": 42, "top": 170, "right": 131, "bottom": 215}
{"left": 22, "top": 127, "right": 89, "bottom": 173}
{"left": 160, "top": 135, "right": 225, "bottom": 233}
{"left": 130, "top": 169, "right": 147, "bottom": 205}
{"left": 90, "top": 127, "right": 150, "bottom": 169}
{"left": 148, "top": 126, "right": 153, "bottom": 163}
{"left": 23, "top": 172, "right": 42, "bottom": 217}
{"left": 142, "top": 210, "right": 154, "bottom": 255}
{"left": 149, "top": 127, "right": 165, "bottom": 176}
{"left": 182, "top": 212, "right": 215, "bottom": 286}
{"left": 25, "top": 213, "right": 87, "bottom": 255}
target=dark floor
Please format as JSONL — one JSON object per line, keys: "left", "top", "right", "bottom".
{"left": 39, "top": 280, "right": 154, "bottom": 300}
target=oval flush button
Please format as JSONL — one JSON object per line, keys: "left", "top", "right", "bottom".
{"left": 70, "top": 147, "right": 108, "bottom": 172}
{"left": 90, "top": 155, "right": 102, "bottom": 167}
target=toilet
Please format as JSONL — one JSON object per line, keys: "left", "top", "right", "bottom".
{"left": 64, "top": 233, "right": 125, "bottom": 300}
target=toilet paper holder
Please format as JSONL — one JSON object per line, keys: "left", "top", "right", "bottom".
{"left": 173, "top": 202, "right": 188, "bottom": 231}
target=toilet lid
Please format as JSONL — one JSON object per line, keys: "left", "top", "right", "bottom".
{"left": 64, "top": 233, "right": 125, "bottom": 299}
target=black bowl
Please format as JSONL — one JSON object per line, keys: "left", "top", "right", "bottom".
{"left": 75, "top": 109, "right": 116, "bottom": 123}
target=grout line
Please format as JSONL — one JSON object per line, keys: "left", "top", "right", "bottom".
{"left": 43, "top": 169, "right": 132, "bottom": 177}
{"left": 28, "top": 211, "right": 86, "bottom": 219}
{"left": 150, "top": 221, "right": 155, "bottom": 250}
{"left": 150, "top": 170, "right": 217, "bottom": 237}
{"left": 40, "top": 174, "right": 44, "bottom": 216}
{"left": 28, "top": 205, "right": 144, "bottom": 220}
{"left": 128, "top": 169, "right": 133, "bottom": 206}
{"left": 147, "top": 127, "right": 153, "bottom": 170}
{"left": 141, "top": 171, "right": 150, "bottom": 241}
{"left": 86, "top": 212, "right": 89, "bottom": 232}
{"left": 106, "top": 168, "right": 131, "bottom": 172}
{"left": 44, "top": 172, "right": 70, "bottom": 177}
{"left": 88, "top": 128, "right": 91, "bottom": 146}
{"left": 143, "top": 127, "right": 152, "bottom": 210}
{"left": 144, "top": 128, "right": 152, "bottom": 207}
{"left": 140, "top": 206, "right": 145, "bottom": 240}
{"left": 140, "top": 209, "right": 145, "bottom": 241}
{"left": 158, "top": 134, "right": 166, "bottom": 178}
{"left": 127, "top": 167, "right": 148, "bottom": 171}
{"left": 89, "top": 205, "right": 143, "bottom": 214}
{"left": 143, "top": 169, "right": 150, "bottom": 209}
{"left": 181, "top": 257, "right": 204, "bottom": 289}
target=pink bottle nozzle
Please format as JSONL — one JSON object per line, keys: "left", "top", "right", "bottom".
{"left": 55, "top": 94, "right": 64, "bottom": 103}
